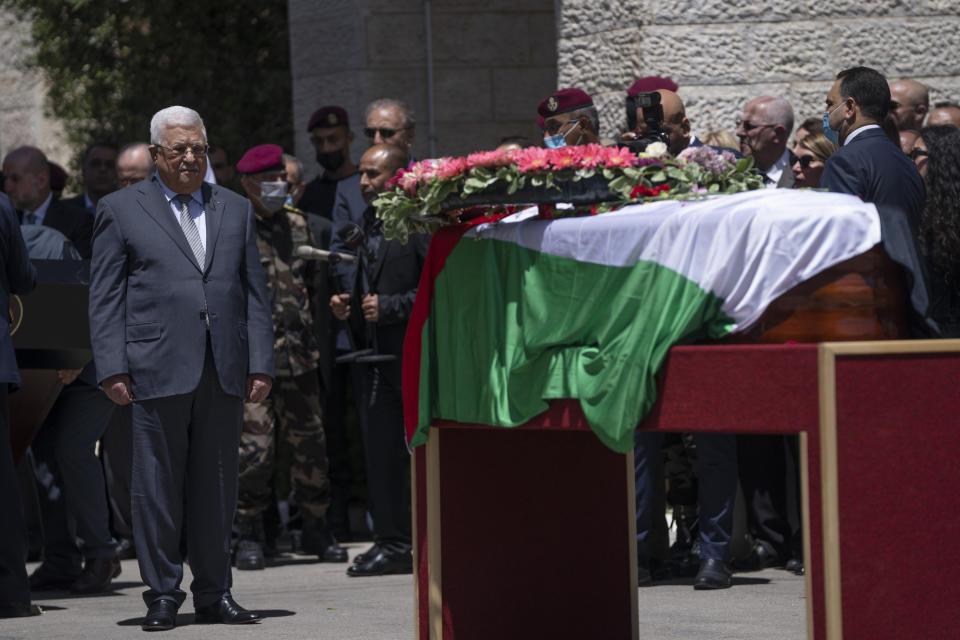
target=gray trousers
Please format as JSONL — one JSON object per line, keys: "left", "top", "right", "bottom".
{"left": 131, "top": 344, "right": 242, "bottom": 609}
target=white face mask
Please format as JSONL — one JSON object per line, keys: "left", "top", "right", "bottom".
{"left": 259, "top": 181, "right": 288, "bottom": 213}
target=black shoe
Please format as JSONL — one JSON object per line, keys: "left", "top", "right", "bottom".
{"left": 636, "top": 565, "right": 652, "bottom": 587}
{"left": 785, "top": 558, "right": 804, "bottom": 575}
{"left": 693, "top": 558, "right": 732, "bottom": 590}
{"left": 346, "top": 548, "right": 413, "bottom": 577}
{"left": 142, "top": 599, "right": 178, "bottom": 631}
{"left": 733, "top": 540, "right": 777, "bottom": 572}
{"left": 70, "top": 556, "right": 121, "bottom": 594}
{"left": 234, "top": 540, "right": 265, "bottom": 571}
{"left": 0, "top": 601, "right": 41, "bottom": 618}
{"left": 352, "top": 543, "right": 380, "bottom": 565}
{"left": 301, "top": 523, "right": 349, "bottom": 563}
{"left": 28, "top": 563, "right": 79, "bottom": 591}
{"left": 116, "top": 538, "right": 137, "bottom": 560}
{"left": 194, "top": 595, "right": 261, "bottom": 624}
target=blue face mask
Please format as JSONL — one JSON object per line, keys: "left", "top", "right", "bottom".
{"left": 823, "top": 103, "right": 844, "bottom": 145}
{"left": 544, "top": 119, "right": 581, "bottom": 149}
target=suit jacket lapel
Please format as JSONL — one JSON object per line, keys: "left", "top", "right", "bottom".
{"left": 137, "top": 176, "right": 203, "bottom": 272}
{"left": 201, "top": 182, "right": 223, "bottom": 274}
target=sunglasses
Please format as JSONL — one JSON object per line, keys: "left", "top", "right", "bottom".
{"left": 909, "top": 148, "right": 929, "bottom": 160}
{"left": 736, "top": 118, "right": 775, "bottom": 132}
{"left": 364, "top": 127, "right": 407, "bottom": 139}
{"left": 794, "top": 155, "right": 820, "bottom": 169}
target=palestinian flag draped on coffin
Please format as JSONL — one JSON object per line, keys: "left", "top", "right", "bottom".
{"left": 402, "top": 189, "right": 882, "bottom": 453}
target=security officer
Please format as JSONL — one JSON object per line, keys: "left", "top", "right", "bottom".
{"left": 234, "top": 144, "right": 346, "bottom": 569}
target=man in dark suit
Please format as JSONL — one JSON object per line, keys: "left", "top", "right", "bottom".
{"left": 0, "top": 192, "right": 38, "bottom": 618}
{"left": 2, "top": 146, "right": 93, "bottom": 258}
{"left": 821, "top": 66, "right": 925, "bottom": 224}
{"left": 330, "top": 144, "right": 428, "bottom": 576}
{"left": 736, "top": 96, "right": 796, "bottom": 188}
{"left": 61, "top": 142, "right": 118, "bottom": 213}
{"left": 89, "top": 106, "right": 274, "bottom": 631}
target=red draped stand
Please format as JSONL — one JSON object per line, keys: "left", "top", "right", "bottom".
{"left": 412, "top": 340, "right": 960, "bottom": 640}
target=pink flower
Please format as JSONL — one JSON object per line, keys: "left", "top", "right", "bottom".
{"left": 602, "top": 145, "right": 639, "bottom": 168}
{"left": 577, "top": 143, "right": 607, "bottom": 169}
{"left": 399, "top": 170, "right": 419, "bottom": 194}
{"left": 465, "top": 150, "right": 509, "bottom": 170}
{"left": 548, "top": 146, "right": 580, "bottom": 170}
{"left": 436, "top": 156, "right": 467, "bottom": 179}
{"left": 514, "top": 147, "right": 551, "bottom": 173}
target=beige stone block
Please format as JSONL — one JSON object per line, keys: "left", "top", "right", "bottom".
{"left": 832, "top": 18, "right": 960, "bottom": 78}
{"left": 751, "top": 23, "right": 834, "bottom": 82}
{"left": 815, "top": 0, "right": 931, "bottom": 18}
{"left": 558, "top": 28, "right": 641, "bottom": 93}
{"left": 433, "top": 119, "right": 538, "bottom": 157}
{"left": 433, "top": 0, "right": 556, "bottom": 12}
{"left": 651, "top": 0, "right": 794, "bottom": 24}
{"left": 432, "top": 13, "right": 534, "bottom": 65}
{"left": 558, "top": 0, "right": 641, "bottom": 38}
{"left": 527, "top": 11, "right": 559, "bottom": 66}
{"left": 593, "top": 90, "right": 629, "bottom": 140}
{"left": 492, "top": 67, "right": 558, "bottom": 121}
{"left": 290, "top": 14, "right": 366, "bottom": 78}
{"left": 641, "top": 25, "right": 748, "bottom": 85}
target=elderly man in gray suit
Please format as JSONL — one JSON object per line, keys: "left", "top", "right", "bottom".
{"left": 88, "top": 106, "right": 274, "bottom": 631}
{"left": 735, "top": 96, "right": 796, "bottom": 188}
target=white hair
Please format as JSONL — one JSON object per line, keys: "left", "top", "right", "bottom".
{"left": 149, "top": 106, "right": 207, "bottom": 144}
{"left": 752, "top": 96, "right": 795, "bottom": 134}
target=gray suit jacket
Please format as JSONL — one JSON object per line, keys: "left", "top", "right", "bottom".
{"left": 88, "top": 175, "right": 274, "bottom": 400}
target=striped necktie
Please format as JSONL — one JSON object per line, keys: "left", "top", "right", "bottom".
{"left": 176, "top": 194, "right": 205, "bottom": 268}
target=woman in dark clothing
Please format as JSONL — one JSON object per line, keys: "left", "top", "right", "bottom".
{"left": 914, "top": 125, "right": 960, "bottom": 337}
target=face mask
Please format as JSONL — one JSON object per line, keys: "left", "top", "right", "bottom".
{"left": 316, "top": 149, "right": 346, "bottom": 172}
{"left": 259, "top": 181, "right": 288, "bottom": 213}
{"left": 544, "top": 119, "right": 581, "bottom": 149}
{"left": 823, "top": 103, "right": 844, "bottom": 146}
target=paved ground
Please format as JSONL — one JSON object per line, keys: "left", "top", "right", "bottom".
{"left": 3, "top": 544, "right": 806, "bottom": 640}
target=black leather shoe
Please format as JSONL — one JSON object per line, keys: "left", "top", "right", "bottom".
{"left": 235, "top": 540, "right": 265, "bottom": 571}
{"left": 194, "top": 595, "right": 261, "bottom": 624}
{"left": 785, "top": 558, "right": 804, "bottom": 575}
{"left": 352, "top": 543, "right": 380, "bottom": 565}
{"left": 302, "top": 524, "right": 349, "bottom": 563}
{"left": 693, "top": 558, "right": 732, "bottom": 590}
{"left": 346, "top": 548, "right": 413, "bottom": 577}
{"left": 28, "top": 563, "right": 79, "bottom": 591}
{"left": 0, "top": 601, "right": 41, "bottom": 618}
{"left": 733, "top": 540, "right": 777, "bottom": 572}
{"left": 142, "top": 599, "right": 178, "bottom": 631}
{"left": 70, "top": 556, "right": 121, "bottom": 594}
{"left": 116, "top": 537, "right": 137, "bottom": 560}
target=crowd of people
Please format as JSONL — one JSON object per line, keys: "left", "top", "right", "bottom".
{"left": 0, "top": 62, "right": 957, "bottom": 628}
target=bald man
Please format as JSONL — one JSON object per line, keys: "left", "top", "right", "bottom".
{"left": 2, "top": 146, "right": 93, "bottom": 257}
{"left": 623, "top": 90, "right": 690, "bottom": 155}
{"left": 116, "top": 142, "right": 155, "bottom": 189}
{"left": 889, "top": 79, "right": 929, "bottom": 131}
{"left": 736, "top": 96, "right": 795, "bottom": 187}
{"left": 330, "top": 143, "right": 428, "bottom": 577}
{"left": 926, "top": 102, "right": 960, "bottom": 128}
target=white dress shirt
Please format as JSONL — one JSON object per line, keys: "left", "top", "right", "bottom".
{"left": 763, "top": 149, "right": 791, "bottom": 189}
{"left": 843, "top": 124, "right": 881, "bottom": 146}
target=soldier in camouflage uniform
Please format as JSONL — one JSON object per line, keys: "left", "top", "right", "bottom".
{"left": 233, "top": 144, "right": 346, "bottom": 569}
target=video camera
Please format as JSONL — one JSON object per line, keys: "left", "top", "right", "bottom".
{"left": 620, "top": 91, "right": 671, "bottom": 153}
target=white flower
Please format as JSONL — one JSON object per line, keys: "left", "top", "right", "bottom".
{"left": 638, "top": 141, "right": 668, "bottom": 158}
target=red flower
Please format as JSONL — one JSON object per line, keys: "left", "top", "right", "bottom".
{"left": 465, "top": 150, "right": 510, "bottom": 169}
{"left": 629, "top": 184, "right": 671, "bottom": 199}
{"left": 577, "top": 143, "right": 606, "bottom": 169}
{"left": 437, "top": 156, "right": 467, "bottom": 179}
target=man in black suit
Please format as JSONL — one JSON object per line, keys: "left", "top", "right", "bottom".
{"left": 61, "top": 142, "right": 118, "bottom": 213}
{"left": 736, "top": 96, "right": 796, "bottom": 188}
{"left": 330, "top": 143, "right": 429, "bottom": 576}
{"left": 821, "top": 66, "right": 925, "bottom": 224}
{"left": 0, "top": 192, "right": 38, "bottom": 619}
{"left": 89, "top": 106, "right": 274, "bottom": 630}
{"left": 2, "top": 146, "right": 93, "bottom": 258}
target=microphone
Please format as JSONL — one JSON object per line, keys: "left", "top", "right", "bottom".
{"left": 294, "top": 245, "right": 357, "bottom": 264}
{"left": 336, "top": 222, "right": 364, "bottom": 250}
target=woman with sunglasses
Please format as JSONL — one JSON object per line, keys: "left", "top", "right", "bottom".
{"left": 790, "top": 132, "right": 838, "bottom": 188}
{"left": 914, "top": 125, "right": 960, "bottom": 336}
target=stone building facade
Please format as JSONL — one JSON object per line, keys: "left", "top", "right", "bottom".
{"left": 291, "top": 0, "right": 960, "bottom": 164}
{"left": 0, "top": 9, "right": 69, "bottom": 169}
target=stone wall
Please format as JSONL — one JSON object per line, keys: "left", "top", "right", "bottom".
{"left": 557, "top": 0, "right": 960, "bottom": 142}
{"left": 0, "top": 9, "right": 69, "bottom": 168}
{"left": 289, "top": 0, "right": 556, "bottom": 180}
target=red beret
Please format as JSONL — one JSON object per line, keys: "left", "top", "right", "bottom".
{"left": 307, "top": 105, "right": 349, "bottom": 132}
{"left": 537, "top": 115, "right": 545, "bottom": 131}
{"left": 236, "top": 144, "right": 284, "bottom": 174}
{"left": 47, "top": 162, "right": 68, "bottom": 192}
{"left": 627, "top": 76, "right": 679, "bottom": 97}
{"left": 537, "top": 88, "right": 594, "bottom": 118}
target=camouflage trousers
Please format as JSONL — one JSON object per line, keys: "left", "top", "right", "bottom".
{"left": 236, "top": 370, "right": 330, "bottom": 540}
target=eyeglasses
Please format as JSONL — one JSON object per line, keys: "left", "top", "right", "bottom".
{"left": 794, "top": 155, "right": 820, "bottom": 169}
{"left": 909, "top": 148, "right": 929, "bottom": 160}
{"left": 364, "top": 127, "right": 408, "bottom": 139}
{"left": 156, "top": 143, "right": 209, "bottom": 159}
{"left": 736, "top": 119, "right": 775, "bottom": 132}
